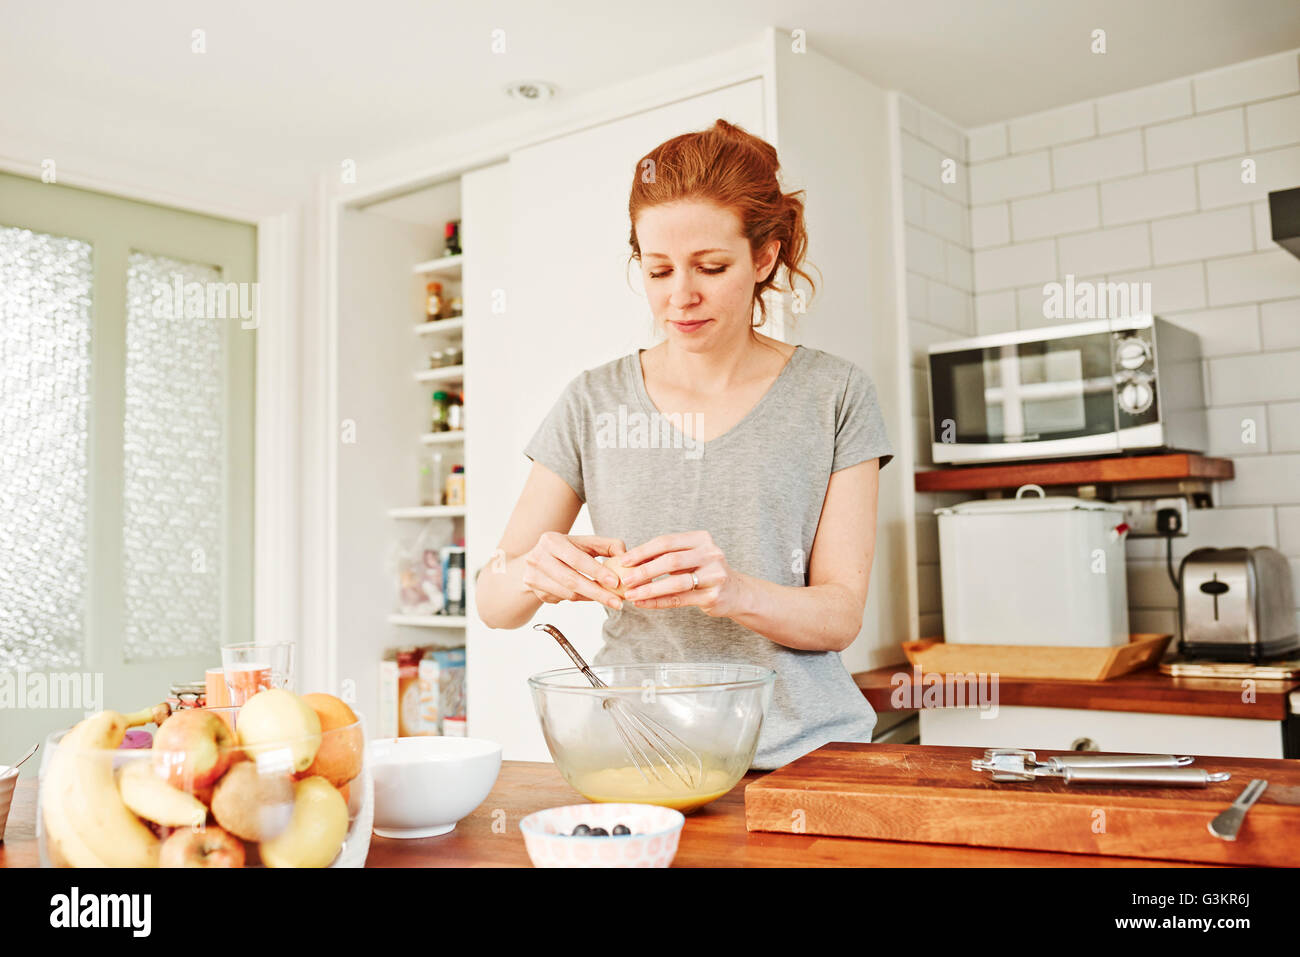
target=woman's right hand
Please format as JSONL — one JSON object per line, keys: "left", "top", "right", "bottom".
{"left": 521, "top": 532, "right": 627, "bottom": 610}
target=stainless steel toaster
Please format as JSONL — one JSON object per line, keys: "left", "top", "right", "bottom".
{"left": 1179, "top": 546, "right": 1299, "bottom": 661}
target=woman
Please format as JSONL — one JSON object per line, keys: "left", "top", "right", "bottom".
{"left": 475, "top": 119, "right": 893, "bottom": 770}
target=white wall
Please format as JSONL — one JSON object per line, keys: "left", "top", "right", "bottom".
{"left": 904, "top": 49, "right": 1300, "bottom": 640}
{"left": 768, "top": 34, "right": 913, "bottom": 669}
{"left": 335, "top": 208, "right": 440, "bottom": 722}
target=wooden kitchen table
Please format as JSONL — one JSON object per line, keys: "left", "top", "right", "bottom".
{"left": 0, "top": 759, "right": 1215, "bottom": 868}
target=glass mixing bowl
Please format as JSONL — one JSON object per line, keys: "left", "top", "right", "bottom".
{"left": 527, "top": 662, "right": 776, "bottom": 813}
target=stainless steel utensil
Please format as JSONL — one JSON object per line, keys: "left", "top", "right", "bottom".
{"left": 534, "top": 623, "right": 703, "bottom": 790}
{"left": 1208, "top": 778, "right": 1268, "bottom": 841}
{"left": 6, "top": 743, "right": 38, "bottom": 774}
{"left": 972, "top": 748, "right": 1231, "bottom": 787}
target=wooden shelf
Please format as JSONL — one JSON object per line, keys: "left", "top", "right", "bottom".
{"left": 388, "top": 505, "right": 466, "bottom": 518}
{"left": 914, "top": 453, "right": 1234, "bottom": 493}
{"left": 412, "top": 254, "right": 463, "bottom": 276}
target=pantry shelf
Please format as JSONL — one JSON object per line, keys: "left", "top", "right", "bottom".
{"left": 413, "top": 253, "right": 463, "bottom": 276}
{"left": 420, "top": 430, "right": 466, "bottom": 445}
{"left": 914, "top": 452, "right": 1235, "bottom": 493}
{"left": 414, "top": 317, "right": 465, "bottom": 336}
{"left": 387, "top": 614, "right": 468, "bottom": 628}
{"left": 416, "top": 364, "right": 464, "bottom": 384}
{"left": 388, "top": 505, "right": 466, "bottom": 518}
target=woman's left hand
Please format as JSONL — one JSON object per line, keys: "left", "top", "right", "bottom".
{"left": 617, "top": 531, "right": 747, "bottom": 617}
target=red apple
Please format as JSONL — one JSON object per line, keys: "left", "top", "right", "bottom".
{"left": 159, "top": 826, "right": 245, "bottom": 868}
{"left": 152, "top": 709, "right": 236, "bottom": 792}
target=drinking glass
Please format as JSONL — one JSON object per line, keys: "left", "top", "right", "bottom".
{"left": 221, "top": 642, "right": 295, "bottom": 704}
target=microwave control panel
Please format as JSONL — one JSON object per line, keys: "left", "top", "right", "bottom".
{"left": 1113, "top": 328, "right": 1159, "bottom": 425}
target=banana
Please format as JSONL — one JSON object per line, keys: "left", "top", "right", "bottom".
{"left": 118, "top": 760, "right": 208, "bottom": 829}
{"left": 42, "top": 705, "right": 169, "bottom": 867}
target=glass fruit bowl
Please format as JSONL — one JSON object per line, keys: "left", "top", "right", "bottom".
{"left": 37, "top": 691, "right": 372, "bottom": 868}
{"left": 527, "top": 662, "right": 776, "bottom": 813}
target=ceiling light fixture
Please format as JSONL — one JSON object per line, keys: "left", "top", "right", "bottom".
{"left": 505, "top": 80, "right": 557, "bottom": 103}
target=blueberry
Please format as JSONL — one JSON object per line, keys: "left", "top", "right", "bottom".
{"left": 589, "top": 827, "right": 609, "bottom": 836}
{"left": 571, "top": 824, "right": 591, "bottom": 836}
{"left": 612, "top": 824, "right": 631, "bottom": 835}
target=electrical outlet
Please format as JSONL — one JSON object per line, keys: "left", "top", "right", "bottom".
{"left": 1120, "top": 497, "right": 1189, "bottom": 537}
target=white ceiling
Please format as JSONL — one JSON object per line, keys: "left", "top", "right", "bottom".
{"left": 2, "top": 0, "right": 1298, "bottom": 200}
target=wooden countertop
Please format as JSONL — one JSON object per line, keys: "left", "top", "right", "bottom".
{"left": 854, "top": 663, "right": 1300, "bottom": 720}
{"left": 0, "top": 759, "right": 1213, "bottom": 868}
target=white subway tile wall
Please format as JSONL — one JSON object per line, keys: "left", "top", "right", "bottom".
{"left": 905, "top": 50, "right": 1300, "bottom": 637}
{"left": 1270, "top": 402, "right": 1300, "bottom": 452}
{"left": 1100, "top": 168, "right": 1199, "bottom": 225}
{"left": 899, "top": 95, "right": 976, "bottom": 633}
{"left": 1192, "top": 52, "right": 1300, "bottom": 112}
{"left": 1196, "top": 144, "right": 1300, "bottom": 209}
{"left": 1096, "top": 79, "right": 1194, "bottom": 134}
{"left": 1261, "top": 298, "right": 1300, "bottom": 349}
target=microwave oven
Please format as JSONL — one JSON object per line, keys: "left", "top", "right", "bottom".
{"left": 927, "top": 316, "right": 1206, "bottom": 465}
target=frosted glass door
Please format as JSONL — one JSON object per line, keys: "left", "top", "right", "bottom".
{"left": 0, "top": 172, "right": 255, "bottom": 771}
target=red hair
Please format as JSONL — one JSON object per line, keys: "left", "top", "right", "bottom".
{"left": 628, "top": 119, "right": 817, "bottom": 329}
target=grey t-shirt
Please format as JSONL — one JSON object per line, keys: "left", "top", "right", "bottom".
{"left": 523, "top": 344, "right": 894, "bottom": 769}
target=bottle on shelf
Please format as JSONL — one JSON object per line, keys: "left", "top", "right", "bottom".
{"left": 445, "top": 464, "right": 466, "bottom": 506}
{"left": 444, "top": 220, "right": 461, "bottom": 257}
{"left": 419, "top": 448, "right": 445, "bottom": 506}
{"left": 425, "top": 282, "right": 444, "bottom": 323}
{"left": 446, "top": 392, "right": 464, "bottom": 431}
{"left": 441, "top": 546, "right": 466, "bottom": 616}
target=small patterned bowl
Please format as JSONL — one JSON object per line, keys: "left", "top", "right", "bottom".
{"left": 519, "top": 803, "right": 684, "bottom": 868}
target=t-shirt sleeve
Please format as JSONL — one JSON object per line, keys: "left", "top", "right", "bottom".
{"left": 523, "top": 375, "right": 587, "bottom": 502}
{"left": 832, "top": 363, "right": 894, "bottom": 473}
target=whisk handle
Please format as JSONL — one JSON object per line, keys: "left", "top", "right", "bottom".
{"left": 533, "top": 623, "right": 604, "bottom": 687}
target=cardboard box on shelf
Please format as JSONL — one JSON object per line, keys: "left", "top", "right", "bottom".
{"left": 382, "top": 645, "right": 466, "bottom": 737}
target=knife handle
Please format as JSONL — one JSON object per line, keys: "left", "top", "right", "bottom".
{"left": 1062, "top": 766, "right": 1228, "bottom": 787}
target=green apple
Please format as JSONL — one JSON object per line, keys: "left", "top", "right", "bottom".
{"left": 235, "top": 689, "right": 321, "bottom": 773}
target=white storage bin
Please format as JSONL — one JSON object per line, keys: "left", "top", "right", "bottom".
{"left": 935, "top": 485, "right": 1130, "bottom": 647}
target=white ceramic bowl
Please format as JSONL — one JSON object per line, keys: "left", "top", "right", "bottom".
{"left": 519, "top": 803, "right": 684, "bottom": 868}
{"left": 368, "top": 736, "right": 501, "bottom": 838}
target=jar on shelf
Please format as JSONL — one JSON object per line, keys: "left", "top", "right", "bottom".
{"left": 428, "top": 349, "right": 446, "bottom": 369}
{"left": 446, "top": 392, "right": 464, "bottom": 432}
{"left": 166, "top": 681, "right": 207, "bottom": 712}
{"left": 424, "top": 282, "right": 444, "bottom": 322}
{"left": 431, "top": 390, "right": 450, "bottom": 432}
{"left": 448, "top": 295, "right": 463, "bottom": 318}
{"left": 419, "top": 448, "right": 445, "bottom": 507}
{"left": 443, "top": 345, "right": 463, "bottom": 368}
{"left": 445, "top": 464, "right": 466, "bottom": 506}
{"left": 444, "top": 220, "right": 461, "bottom": 257}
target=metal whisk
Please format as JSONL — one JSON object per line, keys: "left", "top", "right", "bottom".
{"left": 534, "top": 623, "right": 703, "bottom": 791}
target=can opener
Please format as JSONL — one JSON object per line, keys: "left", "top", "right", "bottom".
{"left": 971, "top": 748, "right": 1232, "bottom": 787}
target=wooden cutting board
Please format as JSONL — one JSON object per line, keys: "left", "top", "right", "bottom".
{"left": 745, "top": 742, "right": 1300, "bottom": 866}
